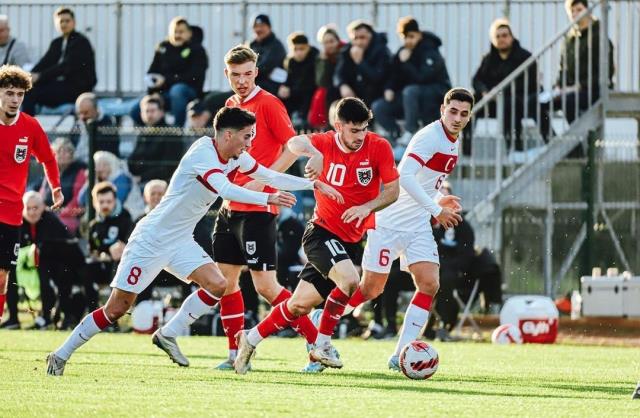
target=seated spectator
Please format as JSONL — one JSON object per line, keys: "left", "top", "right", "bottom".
{"left": 86, "top": 181, "right": 133, "bottom": 310}
{"left": 372, "top": 17, "right": 451, "bottom": 145}
{"left": 21, "top": 7, "right": 96, "bottom": 115}
{"left": 472, "top": 18, "right": 544, "bottom": 149}
{"left": 71, "top": 92, "right": 120, "bottom": 162}
{"left": 250, "top": 14, "right": 287, "bottom": 96}
{"left": 279, "top": 32, "right": 319, "bottom": 128}
{"left": 312, "top": 25, "right": 345, "bottom": 127}
{"left": 334, "top": 20, "right": 391, "bottom": 106}
{"left": 40, "top": 137, "right": 87, "bottom": 236}
{"left": 137, "top": 179, "right": 167, "bottom": 221}
{"left": 128, "top": 95, "right": 182, "bottom": 185}
{"left": 187, "top": 90, "right": 232, "bottom": 129}
{"left": 0, "top": 14, "right": 31, "bottom": 68}
{"left": 131, "top": 17, "right": 208, "bottom": 127}
{"left": 79, "top": 151, "right": 133, "bottom": 208}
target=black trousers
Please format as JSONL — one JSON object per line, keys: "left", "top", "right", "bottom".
{"left": 21, "top": 80, "right": 79, "bottom": 115}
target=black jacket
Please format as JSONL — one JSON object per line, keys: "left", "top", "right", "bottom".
{"left": 433, "top": 216, "right": 475, "bottom": 275}
{"left": 42, "top": 160, "right": 86, "bottom": 209}
{"left": 250, "top": 32, "right": 287, "bottom": 96}
{"left": 32, "top": 30, "right": 97, "bottom": 94}
{"left": 148, "top": 39, "right": 208, "bottom": 95}
{"left": 128, "top": 120, "right": 183, "bottom": 183}
{"left": 284, "top": 46, "right": 319, "bottom": 114}
{"left": 89, "top": 203, "right": 133, "bottom": 254}
{"left": 386, "top": 31, "right": 451, "bottom": 93}
{"left": 334, "top": 32, "right": 391, "bottom": 105}
{"left": 20, "top": 211, "right": 84, "bottom": 266}
{"left": 71, "top": 114, "right": 120, "bottom": 158}
{"left": 472, "top": 39, "right": 537, "bottom": 100}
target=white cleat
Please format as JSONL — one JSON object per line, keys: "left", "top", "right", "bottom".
{"left": 309, "top": 342, "right": 342, "bottom": 369}
{"left": 633, "top": 381, "right": 640, "bottom": 400}
{"left": 152, "top": 330, "right": 189, "bottom": 367}
{"left": 388, "top": 355, "right": 401, "bottom": 372}
{"left": 234, "top": 331, "right": 256, "bottom": 375}
{"left": 46, "top": 352, "right": 66, "bottom": 376}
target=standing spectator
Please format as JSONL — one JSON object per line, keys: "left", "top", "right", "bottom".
{"left": 472, "top": 18, "right": 543, "bottom": 149}
{"left": 334, "top": 20, "right": 391, "bottom": 106}
{"left": 128, "top": 95, "right": 182, "bottom": 185}
{"left": 0, "top": 15, "right": 31, "bottom": 68}
{"left": 314, "top": 25, "right": 344, "bottom": 126}
{"left": 40, "top": 137, "right": 87, "bottom": 236}
{"left": 279, "top": 32, "right": 319, "bottom": 128}
{"left": 71, "top": 92, "right": 120, "bottom": 162}
{"left": 79, "top": 151, "right": 133, "bottom": 208}
{"left": 249, "top": 14, "right": 287, "bottom": 96}
{"left": 372, "top": 17, "right": 451, "bottom": 145}
{"left": 21, "top": 7, "right": 96, "bottom": 115}
{"left": 131, "top": 17, "right": 208, "bottom": 128}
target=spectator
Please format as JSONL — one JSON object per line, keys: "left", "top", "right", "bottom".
{"left": 313, "top": 25, "right": 344, "bottom": 127}
{"left": 279, "top": 32, "right": 319, "bottom": 128}
{"left": 472, "top": 18, "right": 544, "bottom": 149}
{"left": 187, "top": 90, "right": 231, "bottom": 129}
{"left": 71, "top": 92, "right": 120, "bottom": 162}
{"left": 0, "top": 15, "right": 31, "bottom": 68}
{"left": 131, "top": 17, "right": 208, "bottom": 128}
{"left": 40, "top": 137, "right": 87, "bottom": 236}
{"left": 79, "top": 151, "right": 133, "bottom": 208}
{"left": 18, "top": 191, "right": 84, "bottom": 329}
{"left": 372, "top": 17, "right": 451, "bottom": 145}
{"left": 128, "top": 95, "right": 182, "bottom": 185}
{"left": 86, "top": 181, "right": 133, "bottom": 311}
{"left": 137, "top": 179, "right": 167, "bottom": 221}
{"left": 22, "top": 7, "right": 96, "bottom": 115}
{"left": 249, "top": 14, "right": 287, "bottom": 96}
{"left": 334, "top": 19, "right": 391, "bottom": 106}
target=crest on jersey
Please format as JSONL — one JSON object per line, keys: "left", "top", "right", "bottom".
{"left": 246, "top": 241, "right": 256, "bottom": 255}
{"left": 356, "top": 167, "right": 373, "bottom": 186}
{"left": 108, "top": 226, "right": 119, "bottom": 241}
{"left": 14, "top": 144, "right": 28, "bottom": 163}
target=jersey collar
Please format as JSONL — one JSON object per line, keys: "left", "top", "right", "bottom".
{"left": 237, "top": 86, "right": 262, "bottom": 105}
{"left": 334, "top": 132, "right": 364, "bottom": 154}
{"left": 0, "top": 111, "right": 20, "bottom": 126}
{"left": 439, "top": 120, "right": 458, "bottom": 143}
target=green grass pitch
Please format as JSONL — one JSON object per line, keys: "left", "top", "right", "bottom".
{"left": 1, "top": 330, "right": 638, "bottom": 417}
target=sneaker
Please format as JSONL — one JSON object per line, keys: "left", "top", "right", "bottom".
{"left": 388, "top": 354, "right": 401, "bottom": 372}
{"left": 0, "top": 319, "right": 20, "bottom": 330}
{"left": 152, "top": 330, "right": 189, "bottom": 367}
{"left": 214, "top": 358, "right": 235, "bottom": 371}
{"left": 46, "top": 352, "right": 66, "bottom": 376}
{"left": 309, "top": 342, "right": 342, "bottom": 369}
{"left": 396, "top": 131, "right": 414, "bottom": 146}
{"left": 301, "top": 360, "right": 326, "bottom": 373}
{"left": 234, "top": 331, "right": 256, "bottom": 375}
{"left": 633, "top": 382, "right": 640, "bottom": 399}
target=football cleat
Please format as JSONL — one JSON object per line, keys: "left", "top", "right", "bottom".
{"left": 301, "top": 360, "right": 326, "bottom": 373}
{"left": 152, "top": 330, "right": 189, "bottom": 367}
{"left": 309, "top": 342, "right": 342, "bottom": 369}
{"left": 633, "top": 382, "right": 640, "bottom": 400}
{"left": 46, "top": 352, "right": 67, "bottom": 376}
{"left": 234, "top": 331, "right": 256, "bottom": 375}
{"left": 387, "top": 355, "right": 401, "bottom": 372}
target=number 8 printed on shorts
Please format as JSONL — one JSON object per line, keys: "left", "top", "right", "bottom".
{"left": 127, "top": 266, "right": 142, "bottom": 285}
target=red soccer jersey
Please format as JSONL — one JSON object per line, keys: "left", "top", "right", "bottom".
{"left": 0, "top": 112, "right": 60, "bottom": 226}
{"left": 310, "top": 131, "right": 399, "bottom": 243}
{"left": 225, "top": 87, "right": 295, "bottom": 214}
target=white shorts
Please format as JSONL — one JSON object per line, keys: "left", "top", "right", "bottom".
{"left": 362, "top": 226, "right": 439, "bottom": 274}
{"left": 111, "top": 237, "right": 212, "bottom": 294}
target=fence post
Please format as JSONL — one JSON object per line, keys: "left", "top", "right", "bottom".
{"left": 87, "top": 121, "right": 97, "bottom": 221}
{"left": 580, "top": 130, "right": 597, "bottom": 278}
{"left": 241, "top": 0, "right": 249, "bottom": 44}
{"left": 115, "top": 1, "right": 123, "bottom": 97}
{"left": 371, "top": 0, "right": 379, "bottom": 27}
{"left": 502, "top": 0, "right": 511, "bottom": 18}
{"left": 599, "top": 0, "right": 610, "bottom": 107}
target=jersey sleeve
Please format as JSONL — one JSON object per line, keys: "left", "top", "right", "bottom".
{"left": 264, "top": 98, "right": 295, "bottom": 145}
{"left": 403, "top": 131, "right": 434, "bottom": 168}
{"left": 375, "top": 139, "right": 400, "bottom": 183}
{"left": 308, "top": 132, "right": 330, "bottom": 154}
{"left": 31, "top": 119, "right": 61, "bottom": 189}
{"left": 238, "top": 151, "right": 313, "bottom": 191}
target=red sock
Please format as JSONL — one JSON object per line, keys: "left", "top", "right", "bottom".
{"left": 411, "top": 291, "right": 434, "bottom": 310}
{"left": 220, "top": 290, "right": 244, "bottom": 350}
{"left": 197, "top": 288, "right": 219, "bottom": 306}
{"left": 271, "top": 288, "right": 318, "bottom": 344}
{"left": 347, "top": 287, "right": 367, "bottom": 309}
{"left": 257, "top": 300, "right": 297, "bottom": 338}
{"left": 92, "top": 307, "right": 113, "bottom": 330}
{"left": 318, "top": 287, "right": 350, "bottom": 337}
{"left": 0, "top": 294, "right": 6, "bottom": 319}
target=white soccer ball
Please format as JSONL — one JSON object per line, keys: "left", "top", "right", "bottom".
{"left": 399, "top": 340, "right": 439, "bottom": 380}
{"left": 491, "top": 324, "right": 523, "bottom": 344}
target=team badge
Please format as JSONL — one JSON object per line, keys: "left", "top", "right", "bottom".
{"left": 246, "top": 241, "right": 256, "bottom": 255}
{"left": 14, "top": 145, "right": 28, "bottom": 163}
{"left": 356, "top": 167, "right": 373, "bottom": 186}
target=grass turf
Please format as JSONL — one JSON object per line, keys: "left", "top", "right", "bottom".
{"left": 1, "top": 330, "right": 638, "bottom": 417}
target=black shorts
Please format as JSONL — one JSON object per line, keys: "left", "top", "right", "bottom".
{"left": 0, "top": 222, "right": 20, "bottom": 271}
{"left": 298, "top": 223, "right": 363, "bottom": 299}
{"left": 212, "top": 207, "right": 277, "bottom": 271}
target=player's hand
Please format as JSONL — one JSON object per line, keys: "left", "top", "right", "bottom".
{"left": 398, "top": 48, "right": 412, "bottom": 62}
{"left": 341, "top": 204, "right": 371, "bottom": 228}
{"left": 439, "top": 194, "right": 462, "bottom": 212}
{"left": 267, "top": 191, "right": 297, "bottom": 208}
{"left": 109, "top": 241, "right": 126, "bottom": 261}
{"left": 350, "top": 46, "right": 364, "bottom": 63}
{"left": 340, "top": 84, "right": 355, "bottom": 98}
{"left": 243, "top": 180, "right": 265, "bottom": 192}
{"left": 384, "top": 89, "right": 395, "bottom": 102}
{"left": 435, "top": 207, "right": 462, "bottom": 230}
{"left": 50, "top": 188, "right": 64, "bottom": 210}
{"left": 304, "top": 153, "right": 323, "bottom": 179}
{"left": 313, "top": 180, "right": 344, "bottom": 204}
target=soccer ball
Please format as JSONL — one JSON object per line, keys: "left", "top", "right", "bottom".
{"left": 491, "top": 324, "right": 523, "bottom": 344}
{"left": 399, "top": 340, "right": 439, "bottom": 380}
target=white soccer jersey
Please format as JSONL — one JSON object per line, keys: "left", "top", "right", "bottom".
{"left": 376, "top": 120, "right": 459, "bottom": 232}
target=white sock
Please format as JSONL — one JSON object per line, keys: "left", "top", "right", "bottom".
{"left": 246, "top": 328, "right": 263, "bottom": 347}
{"left": 315, "top": 333, "right": 331, "bottom": 346}
{"left": 161, "top": 289, "right": 218, "bottom": 338}
{"left": 55, "top": 308, "right": 112, "bottom": 361}
{"left": 393, "top": 303, "right": 430, "bottom": 356}
{"left": 228, "top": 349, "right": 237, "bottom": 361}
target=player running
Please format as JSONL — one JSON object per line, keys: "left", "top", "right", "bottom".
{"left": 0, "top": 65, "right": 63, "bottom": 326}
{"left": 234, "top": 97, "right": 400, "bottom": 374}
{"left": 46, "top": 107, "right": 342, "bottom": 375}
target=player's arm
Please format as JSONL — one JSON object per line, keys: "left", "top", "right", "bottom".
{"left": 32, "top": 123, "right": 64, "bottom": 209}
{"left": 286, "top": 134, "right": 324, "bottom": 179}
{"left": 341, "top": 179, "right": 399, "bottom": 228}
{"left": 260, "top": 98, "right": 300, "bottom": 174}
{"left": 207, "top": 172, "right": 296, "bottom": 208}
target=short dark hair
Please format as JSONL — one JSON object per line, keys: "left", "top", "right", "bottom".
{"left": 55, "top": 7, "right": 75, "bottom": 19}
{"left": 91, "top": 181, "right": 117, "bottom": 200}
{"left": 0, "top": 65, "right": 32, "bottom": 90}
{"left": 140, "top": 94, "right": 165, "bottom": 111}
{"left": 288, "top": 32, "right": 309, "bottom": 46}
{"left": 568, "top": 0, "right": 588, "bottom": 9}
{"left": 335, "top": 97, "right": 372, "bottom": 125}
{"left": 347, "top": 19, "right": 374, "bottom": 36}
{"left": 443, "top": 87, "right": 475, "bottom": 110}
{"left": 224, "top": 45, "right": 259, "bottom": 65}
{"left": 213, "top": 106, "right": 256, "bottom": 135}
{"left": 397, "top": 16, "right": 420, "bottom": 36}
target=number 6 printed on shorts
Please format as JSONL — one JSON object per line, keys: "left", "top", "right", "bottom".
{"left": 127, "top": 266, "right": 142, "bottom": 285}
{"left": 379, "top": 249, "right": 390, "bottom": 266}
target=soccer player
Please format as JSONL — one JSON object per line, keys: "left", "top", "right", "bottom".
{"left": 206, "top": 45, "right": 324, "bottom": 369}
{"left": 46, "top": 106, "right": 342, "bottom": 375}
{"left": 0, "top": 65, "right": 63, "bottom": 325}
{"left": 340, "top": 88, "right": 473, "bottom": 371}
{"left": 234, "top": 97, "right": 400, "bottom": 374}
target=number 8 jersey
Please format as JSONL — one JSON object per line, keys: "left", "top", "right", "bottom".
{"left": 309, "top": 131, "right": 399, "bottom": 243}
{"left": 376, "top": 120, "right": 459, "bottom": 232}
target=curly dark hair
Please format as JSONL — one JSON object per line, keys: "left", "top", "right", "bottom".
{"left": 0, "top": 65, "right": 33, "bottom": 91}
